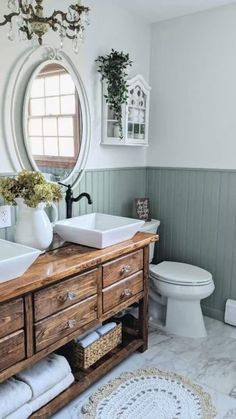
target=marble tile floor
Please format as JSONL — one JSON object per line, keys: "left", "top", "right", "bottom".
{"left": 53, "top": 317, "right": 236, "bottom": 419}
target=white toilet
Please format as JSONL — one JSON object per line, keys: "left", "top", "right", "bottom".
{"left": 140, "top": 220, "right": 215, "bottom": 338}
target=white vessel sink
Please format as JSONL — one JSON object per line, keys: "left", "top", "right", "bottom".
{"left": 0, "top": 239, "right": 41, "bottom": 283}
{"left": 54, "top": 213, "right": 145, "bottom": 249}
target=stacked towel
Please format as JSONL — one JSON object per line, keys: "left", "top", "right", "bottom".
{"left": 29, "top": 373, "right": 74, "bottom": 414}
{"left": 16, "top": 353, "right": 71, "bottom": 400}
{"left": 75, "top": 322, "right": 118, "bottom": 348}
{"left": 96, "top": 322, "right": 117, "bottom": 336}
{"left": 5, "top": 404, "right": 32, "bottom": 419}
{"left": 3, "top": 354, "right": 74, "bottom": 418}
{"left": 0, "top": 378, "right": 32, "bottom": 419}
{"left": 77, "top": 331, "right": 100, "bottom": 348}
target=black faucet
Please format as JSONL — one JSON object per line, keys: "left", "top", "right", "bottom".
{"left": 59, "top": 183, "right": 92, "bottom": 219}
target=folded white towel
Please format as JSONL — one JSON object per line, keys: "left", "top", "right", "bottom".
{"left": 16, "top": 354, "right": 71, "bottom": 400}
{"left": 78, "top": 331, "right": 100, "bottom": 348}
{"left": 29, "top": 373, "right": 74, "bottom": 414}
{"left": 0, "top": 378, "right": 32, "bottom": 419}
{"left": 5, "top": 404, "right": 32, "bottom": 419}
{"left": 96, "top": 322, "right": 117, "bottom": 336}
{"left": 75, "top": 324, "right": 102, "bottom": 342}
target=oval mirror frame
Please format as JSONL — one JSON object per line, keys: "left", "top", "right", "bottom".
{"left": 4, "top": 47, "right": 91, "bottom": 188}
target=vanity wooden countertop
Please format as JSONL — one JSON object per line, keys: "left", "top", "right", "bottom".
{"left": 0, "top": 232, "right": 158, "bottom": 304}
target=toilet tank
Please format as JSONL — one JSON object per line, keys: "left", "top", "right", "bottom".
{"left": 139, "top": 219, "right": 160, "bottom": 263}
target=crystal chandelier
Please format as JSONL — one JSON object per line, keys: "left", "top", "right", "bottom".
{"left": 0, "top": 0, "right": 90, "bottom": 53}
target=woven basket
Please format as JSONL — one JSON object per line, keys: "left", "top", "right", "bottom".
{"left": 67, "top": 322, "right": 122, "bottom": 370}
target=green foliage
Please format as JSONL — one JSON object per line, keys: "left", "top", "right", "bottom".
{"left": 0, "top": 171, "right": 62, "bottom": 208}
{"left": 96, "top": 49, "right": 132, "bottom": 138}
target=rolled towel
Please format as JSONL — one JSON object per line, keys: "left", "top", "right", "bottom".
{"left": 5, "top": 404, "right": 32, "bottom": 419}
{"left": 16, "top": 354, "right": 71, "bottom": 400}
{"left": 77, "top": 331, "right": 100, "bottom": 348}
{"left": 0, "top": 378, "right": 32, "bottom": 419}
{"left": 29, "top": 373, "right": 74, "bottom": 414}
{"left": 96, "top": 322, "right": 117, "bottom": 337}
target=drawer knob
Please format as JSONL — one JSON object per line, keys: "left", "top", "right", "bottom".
{"left": 121, "top": 288, "right": 133, "bottom": 298}
{"left": 60, "top": 291, "right": 77, "bottom": 302}
{"left": 67, "top": 291, "right": 77, "bottom": 301}
{"left": 67, "top": 320, "right": 76, "bottom": 329}
{"left": 121, "top": 265, "right": 131, "bottom": 274}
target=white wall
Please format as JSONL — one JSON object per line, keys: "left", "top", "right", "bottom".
{"left": 148, "top": 4, "right": 236, "bottom": 169}
{"left": 0, "top": 0, "right": 150, "bottom": 173}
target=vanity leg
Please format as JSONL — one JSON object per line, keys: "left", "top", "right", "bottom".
{"left": 138, "top": 245, "right": 149, "bottom": 353}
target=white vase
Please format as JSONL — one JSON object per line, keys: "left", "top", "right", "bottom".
{"left": 14, "top": 198, "right": 58, "bottom": 251}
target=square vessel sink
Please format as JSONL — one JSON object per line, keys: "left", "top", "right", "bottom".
{"left": 0, "top": 239, "right": 41, "bottom": 283}
{"left": 54, "top": 213, "right": 145, "bottom": 249}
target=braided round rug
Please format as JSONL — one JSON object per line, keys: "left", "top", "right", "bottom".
{"left": 81, "top": 368, "right": 216, "bottom": 419}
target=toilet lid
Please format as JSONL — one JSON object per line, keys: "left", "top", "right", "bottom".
{"left": 150, "top": 261, "right": 212, "bottom": 286}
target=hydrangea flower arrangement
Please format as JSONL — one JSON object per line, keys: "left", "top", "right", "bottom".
{"left": 0, "top": 171, "right": 62, "bottom": 208}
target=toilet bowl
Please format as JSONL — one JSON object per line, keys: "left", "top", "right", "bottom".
{"left": 140, "top": 220, "right": 215, "bottom": 338}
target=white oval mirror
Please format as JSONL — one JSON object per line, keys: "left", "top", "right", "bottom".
{"left": 24, "top": 62, "right": 82, "bottom": 182}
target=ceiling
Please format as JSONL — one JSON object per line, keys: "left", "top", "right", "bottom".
{"left": 112, "top": 0, "right": 235, "bottom": 23}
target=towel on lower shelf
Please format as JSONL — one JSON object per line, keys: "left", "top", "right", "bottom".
{"left": 77, "top": 331, "right": 100, "bottom": 348}
{"left": 96, "top": 322, "right": 117, "bottom": 336}
{"left": 5, "top": 404, "right": 32, "bottom": 419}
{"left": 29, "top": 372, "right": 74, "bottom": 414}
{"left": 0, "top": 377, "right": 32, "bottom": 419}
{"left": 16, "top": 353, "right": 71, "bottom": 400}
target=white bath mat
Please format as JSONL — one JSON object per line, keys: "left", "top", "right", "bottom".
{"left": 81, "top": 368, "right": 216, "bottom": 419}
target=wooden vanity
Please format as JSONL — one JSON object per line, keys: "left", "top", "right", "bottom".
{"left": 0, "top": 232, "right": 158, "bottom": 418}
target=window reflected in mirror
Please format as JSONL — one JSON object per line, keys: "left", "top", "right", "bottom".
{"left": 26, "top": 63, "right": 82, "bottom": 181}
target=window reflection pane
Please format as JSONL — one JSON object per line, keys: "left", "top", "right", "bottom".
{"left": 60, "top": 74, "right": 75, "bottom": 95}
{"left": 30, "top": 99, "right": 45, "bottom": 116}
{"left": 30, "top": 137, "right": 43, "bottom": 155}
{"left": 59, "top": 137, "right": 74, "bottom": 157}
{"left": 58, "top": 117, "right": 73, "bottom": 136}
{"left": 61, "top": 95, "right": 75, "bottom": 115}
{"left": 28, "top": 118, "right": 42, "bottom": 136}
{"left": 43, "top": 117, "right": 57, "bottom": 136}
{"left": 45, "top": 97, "right": 60, "bottom": 115}
{"left": 45, "top": 75, "right": 59, "bottom": 97}
{"left": 44, "top": 137, "right": 58, "bottom": 156}
{"left": 31, "top": 78, "right": 44, "bottom": 98}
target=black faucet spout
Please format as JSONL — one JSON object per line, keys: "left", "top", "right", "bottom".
{"left": 73, "top": 193, "right": 93, "bottom": 205}
{"left": 58, "top": 183, "right": 92, "bottom": 219}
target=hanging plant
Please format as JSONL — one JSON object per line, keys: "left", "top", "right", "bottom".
{"left": 96, "top": 49, "right": 132, "bottom": 138}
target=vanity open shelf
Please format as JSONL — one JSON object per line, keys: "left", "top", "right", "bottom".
{"left": 33, "top": 334, "right": 143, "bottom": 418}
{"left": 0, "top": 232, "right": 158, "bottom": 418}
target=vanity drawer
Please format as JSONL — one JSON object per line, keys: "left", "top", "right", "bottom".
{"left": 35, "top": 295, "right": 98, "bottom": 352}
{"left": 102, "top": 271, "right": 144, "bottom": 313}
{"left": 0, "top": 299, "right": 24, "bottom": 339}
{"left": 0, "top": 330, "right": 25, "bottom": 372}
{"left": 34, "top": 269, "right": 98, "bottom": 321}
{"left": 102, "top": 250, "right": 143, "bottom": 288}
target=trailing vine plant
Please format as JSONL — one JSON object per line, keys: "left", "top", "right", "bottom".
{"left": 96, "top": 49, "right": 132, "bottom": 138}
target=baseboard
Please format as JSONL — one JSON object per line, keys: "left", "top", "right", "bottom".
{"left": 202, "top": 305, "right": 224, "bottom": 322}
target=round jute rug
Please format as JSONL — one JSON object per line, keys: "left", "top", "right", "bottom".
{"left": 81, "top": 368, "right": 216, "bottom": 419}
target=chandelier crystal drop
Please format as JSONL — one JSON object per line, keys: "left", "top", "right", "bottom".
{"left": 0, "top": 0, "right": 90, "bottom": 52}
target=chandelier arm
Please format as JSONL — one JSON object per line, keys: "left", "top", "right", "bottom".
{"left": 19, "top": 25, "right": 33, "bottom": 40}
{"left": 50, "top": 8, "right": 89, "bottom": 24}
{"left": 0, "top": 12, "right": 19, "bottom": 26}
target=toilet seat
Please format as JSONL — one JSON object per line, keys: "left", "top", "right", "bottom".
{"left": 149, "top": 261, "right": 212, "bottom": 286}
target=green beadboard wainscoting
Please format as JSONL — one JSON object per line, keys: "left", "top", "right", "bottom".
{"left": 147, "top": 167, "right": 236, "bottom": 321}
